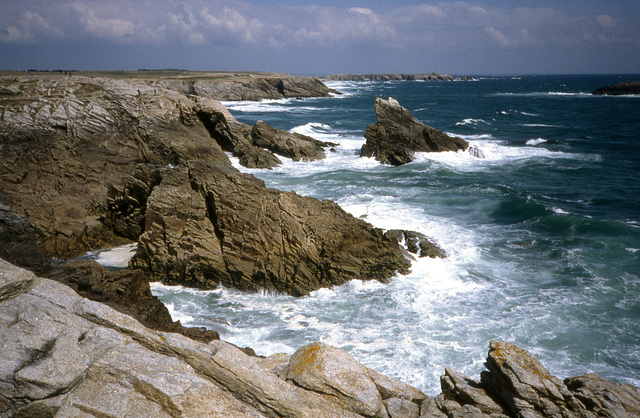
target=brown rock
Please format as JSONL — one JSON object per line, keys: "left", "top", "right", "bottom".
{"left": 361, "top": 97, "right": 468, "bottom": 166}
{"left": 129, "top": 160, "right": 410, "bottom": 295}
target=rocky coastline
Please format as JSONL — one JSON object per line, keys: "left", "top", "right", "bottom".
{"left": 322, "top": 73, "right": 455, "bottom": 81}
{"left": 1, "top": 72, "right": 639, "bottom": 417}
{"left": 592, "top": 80, "right": 640, "bottom": 95}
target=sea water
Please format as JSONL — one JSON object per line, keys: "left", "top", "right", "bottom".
{"left": 147, "top": 75, "right": 640, "bottom": 395}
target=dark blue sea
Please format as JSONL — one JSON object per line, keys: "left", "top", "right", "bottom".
{"left": 150, "top": 75, "right": 640, "bottom": 394}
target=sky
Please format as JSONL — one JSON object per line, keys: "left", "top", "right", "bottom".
{"left": 1, "top": 0, "right": 639, "bottom": 75}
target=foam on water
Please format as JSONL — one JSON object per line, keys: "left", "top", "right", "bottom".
{"left": 85, "top": 243, "right": 137, "bottom": 268}
{"left": 526, "top": 138, "right": 548, "bottom": 145}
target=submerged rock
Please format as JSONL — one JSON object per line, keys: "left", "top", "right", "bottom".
{"left": 385, "top": 229, "right": 446, "bottom": 259}
{"left": 361, "top": 97, "right": 468, "bottom": 166}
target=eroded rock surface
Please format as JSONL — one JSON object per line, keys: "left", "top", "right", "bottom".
{"left": 3, "top": 259, "right": 639, "bottom": 418}
{"left": 112, "top": 161, "right": 410, "bottom": 295}
{"left": 361, "top": 97, "right": 468, "bottom": 166}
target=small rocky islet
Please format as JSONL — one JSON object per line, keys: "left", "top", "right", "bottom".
{"left": 1, "top": 71, "right": 639, "bottom": 417}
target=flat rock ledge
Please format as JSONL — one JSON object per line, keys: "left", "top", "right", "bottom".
{"left": 593, "top": 80, "right": 640, "bottom": 95}
{"left": 361, "top": 98, "right": 469, "bottom": 166}
{"left": 2, "top": 259, "right": 639, "bottom": 417}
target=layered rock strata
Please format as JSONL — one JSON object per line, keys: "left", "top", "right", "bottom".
{"left": 361, "top": 98, "right": 469, "bottom": 166}
{"left": 154, "top": 73, "right": 338, "bottom": 101}
{"left": 0, "top": 75, "right": 411, "bottom": 295}
{"left": 108, "top": 161, "right": 410, "bottom": 296}
{"left": 2, "top": 259, "right": 638, "bottom": 418}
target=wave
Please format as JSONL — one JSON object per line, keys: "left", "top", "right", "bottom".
{"left": 222, "top": 98, "right": 327, "bottom": 113}
{"left": 455, "top": 118, "right": 489, "bottom": 126}
{"left": 526, "top": 138, "right": 548, "bottom": 146}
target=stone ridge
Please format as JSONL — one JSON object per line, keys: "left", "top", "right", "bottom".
{"left": 592, "top": 80, "right": 640, "bottom": 95}
{"left": 322, "top": 73, "right": 455, "bottom": 81}
{"left": 2, "top": 258, "right": 639, "bottom": 417}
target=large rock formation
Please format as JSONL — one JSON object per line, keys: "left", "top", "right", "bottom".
{"left": 107, "top": 161, "right": 410, "bottom": 296}
{"left": 2, "top": 259, "right": 639, "bottom": 418}
{"left": 593, "top": 80, "right": 640, "bottom": 95}
{"left": 153, "top": 73, "right": 338, "bottom": 101}
{"left": 0, "top": 75, "right": 337, "bottom": 260}
{"left": 361, "top": 98, "right": 469, "bottom": 166}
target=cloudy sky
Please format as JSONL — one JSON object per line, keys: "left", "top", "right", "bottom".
{"left": 1, "top": 0, "right": 639, "bottom": 75}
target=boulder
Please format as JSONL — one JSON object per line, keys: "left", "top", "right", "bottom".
{"left": 123, "top": 161, "right": 410, "bottom": 295}
{"left": 361, "top": 97, "right": 468, "bottom": 166}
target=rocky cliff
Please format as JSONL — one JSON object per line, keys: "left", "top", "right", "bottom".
{"left": 361, "top": 98, "right": 469, "bottom": 166}
{"left": 0, "top": 74, "right": 408, "bottom": 295}
{"left": 2, "top": 259, "right": 638, "bottom": 418}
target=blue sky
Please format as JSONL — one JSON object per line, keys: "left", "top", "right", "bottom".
{"left": 1, "top": 0, "right": 639, "bottom": 75}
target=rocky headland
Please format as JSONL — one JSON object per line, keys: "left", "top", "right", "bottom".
{"left": 592, "top": 80, "right": 640, "bottom": 95}
{"left": 361, "top": 98, "right": 469, "bottom": 166}
{"left": 1, "top": 72, "right": 639, "bottom": 417}
{"left": 322, "top": 73, "right": 455, "bottom": 82}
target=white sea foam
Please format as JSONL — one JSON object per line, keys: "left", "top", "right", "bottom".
{"left": 456, "top": 118, "right": 489, "bottom": 126}
{"left": 92, "top": 243, "right": 137, "bottom": 268}
{"left": 526, "top": 138, "right": 548, "bottom": 145}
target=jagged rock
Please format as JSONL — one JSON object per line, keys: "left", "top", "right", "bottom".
{"left": 593, "top": 80, "right": 640, "bottom": 95}
{"left": 125, "top": 161, "right": 410, "bottom": 295}
{"left": 251, "top": 120, "right": 337, "bottom": 162}
{"left": 565, "top": 373, "right": 640, "bottom": 417}
{"left": 385, "top": 229, "right": 446, "bottom": 259}
{"left": 47, "top": 260, "right": 218, "bottom": 343}
{"left": 0, "top": 76, "right": 230, "bottom": 258}
{"left": 361, "top": 97, "right": 468, "bottom": 166}
{"left": 1, "top": 258, "right": 426, "bottom": 418}
{"left": 430, "top": 341, "right": 640, "bottom": 418}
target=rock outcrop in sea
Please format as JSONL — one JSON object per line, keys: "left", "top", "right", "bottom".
{"left": 2, "top": 259, "right": 638, "bottom": 417}
{"left": 361, "top": 97, "right": 469, "bottom": 166}
{"left": 593, "top": 80, "right": 640, "bottom": 95}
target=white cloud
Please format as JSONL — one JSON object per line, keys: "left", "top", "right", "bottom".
{"left": 0, "top": 10, "right": 64, "bottom": 42}
{"left": 595, "top": 14, "right": 615, "bottom": 28}
{"left": 485, "top": 27, "right": 515, "bottom": 46}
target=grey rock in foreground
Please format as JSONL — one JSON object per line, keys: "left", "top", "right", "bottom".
{"left": 0, "top": 258, "right": 422, "bottom": 417}
{"left": 2, "top": 258, "right": 639, "bottom": 418}
{"left": 361, "top": 98, "right": 469, "bottom": 166}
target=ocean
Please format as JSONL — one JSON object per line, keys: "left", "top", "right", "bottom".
{"left": 141, "top": 75, "right": 640, "bottom": 395}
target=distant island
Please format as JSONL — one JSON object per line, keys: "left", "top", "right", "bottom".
{"left": 593, "top": 80, "right": 640, "bottom": 95}
{"left": 321, "top": 72, "right": 456, "bottom": 81}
